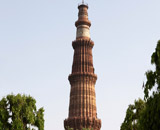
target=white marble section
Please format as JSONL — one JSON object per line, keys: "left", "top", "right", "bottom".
{"left": 76, "top": 25, "right": 90, "bottom": 38}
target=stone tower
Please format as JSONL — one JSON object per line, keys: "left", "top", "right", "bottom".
{"left": 64, "top": 3, "right": 101, "bottom": 130}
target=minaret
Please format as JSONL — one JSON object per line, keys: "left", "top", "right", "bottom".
{"left": 64, "top": 2, "right": 101, "bottom": 130}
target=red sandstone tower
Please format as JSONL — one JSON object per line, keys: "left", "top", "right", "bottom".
{"left": 64, "top": 2, "right": 101, "bottom": 130}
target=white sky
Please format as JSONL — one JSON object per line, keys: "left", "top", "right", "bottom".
{"left": 0, "top": 0, "right": 160, "bottom": 130}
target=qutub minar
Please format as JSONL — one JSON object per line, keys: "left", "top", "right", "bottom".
{"left": 64, "top": 1, "right": 101, "bottom": 130}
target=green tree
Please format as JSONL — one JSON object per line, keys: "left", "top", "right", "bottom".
{"left": 139, "top": 93, "right": 160, "bottom": 130}
{"left": 121, "top": 40, "right": 160, "bottom": 130}
{"left": 120, "top": 99, "right": 145, "bottom": 130}
{"left": 139, "top": 40, "right": 160, "bottom": 130}
{"left": 0, "top": 94, "right": 44, "bottom": 130}
{"left": 144, "top": 40, "right": 160, "bottom": 99}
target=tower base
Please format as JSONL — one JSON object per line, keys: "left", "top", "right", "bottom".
{"left": 64, "top": 117, "right": 101, "bottom": 130}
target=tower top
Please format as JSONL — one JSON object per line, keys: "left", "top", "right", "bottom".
{"left": 78, "top": 1, "right": 88, "bottom": 8}
{"left": 76, "top": 1, "right": 91, "bottom": 39}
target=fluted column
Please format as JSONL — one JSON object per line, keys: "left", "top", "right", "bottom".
{"left": 64, "top": 3, "right": 101, "bottom": 130}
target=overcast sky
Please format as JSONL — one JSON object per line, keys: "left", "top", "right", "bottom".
{"left": 0, "top": 0, "right": 160, "bottom": 130}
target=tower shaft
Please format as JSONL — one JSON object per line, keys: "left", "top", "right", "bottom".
{"left": 64, "top": 3, "right": 101, "bottom": 130}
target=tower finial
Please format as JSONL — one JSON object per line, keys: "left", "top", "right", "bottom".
{"left": 82, "top": 0, "right": 84, "bottom": 4}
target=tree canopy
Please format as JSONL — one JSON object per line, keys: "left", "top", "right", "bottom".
{"left": 144, "top": 40, "right": 160, "bottom": 99}
{"left": 120, "top": 99, "right": 145, "bottom": 130}
{"left": 121, "top": 40, "right": 160, "bottom": 130}
{"left": 0, "top": 94, "right": 44, "bottom": 130}
{"left": 139, "top": 40, "right": 160, "bottom": 130}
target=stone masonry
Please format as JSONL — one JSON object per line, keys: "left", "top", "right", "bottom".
{"left": 64, "top": 3, "right": 101, "bottom": 130}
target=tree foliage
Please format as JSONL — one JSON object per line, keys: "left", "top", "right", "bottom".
{"left": 120, "top": 99, "right": 145, "bottom": 130}
{"left": 144, "top": 40, "right": 160, "bottom": 99}
{"left": 139, "top": 93, "right": 160, "bottom": 130}
{"left": 139, "top": 40, "right": 160, "bottom": 130}
{"left": 121, "top": 40, "right": 160, "bottom": 130}
{"left": 0, "top": 94, "right": 44, "bottom": 130}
